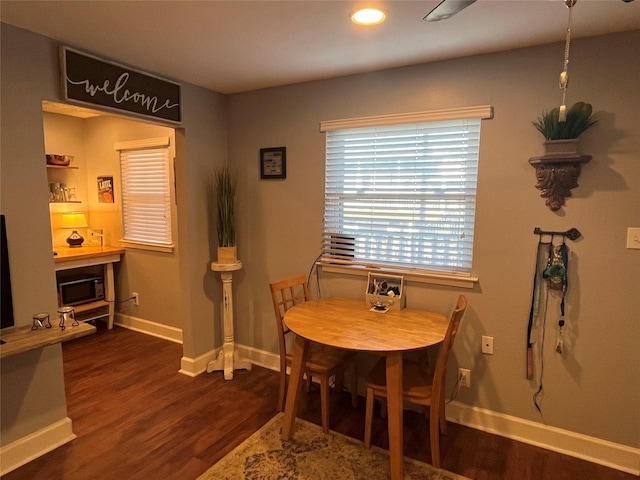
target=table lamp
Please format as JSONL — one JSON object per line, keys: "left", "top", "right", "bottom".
{"left": 61, "top": 212, "right": 88, "bottom": 247}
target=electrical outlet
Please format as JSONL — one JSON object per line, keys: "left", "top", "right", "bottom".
{"left": 132, "top": 292, "right": 139, "bottom": 306}
{"left": 482, "top": 335, "right": 494, "bottom": 355}
{"left": 458, "top": 368, "right": 470, "bottom": 388}
{"left": 627, "top": 227, "right": 640, "bottom": 249}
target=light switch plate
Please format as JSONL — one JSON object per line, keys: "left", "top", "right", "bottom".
{"left": 627, "top": 228, "right": 640, "bottom": 249}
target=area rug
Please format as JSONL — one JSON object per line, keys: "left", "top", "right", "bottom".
{"left": 197, "top": 413, "right": 470, "bottom": 480}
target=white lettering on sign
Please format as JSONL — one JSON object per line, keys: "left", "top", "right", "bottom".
{"left": 66, "top": 72, "right": 179, "bottom": 114}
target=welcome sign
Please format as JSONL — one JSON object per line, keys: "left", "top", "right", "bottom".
{"left": 61, "top": 47, "right": 182, "bottom": 124}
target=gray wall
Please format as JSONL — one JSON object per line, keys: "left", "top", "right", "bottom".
{"left": 0, "top": 23, "right": 227, "bottom": 448}
{"left": 228, "top": 30, "right": 640, "bottom": 448}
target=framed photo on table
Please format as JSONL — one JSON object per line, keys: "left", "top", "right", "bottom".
{"left": 260, "top": 147, "right": 286, "bottom": 179}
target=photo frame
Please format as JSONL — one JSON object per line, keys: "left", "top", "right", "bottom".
{"left": 260, "top": 147, "right": 286, "bottom": 179}
{"left": 97, "top": 176, "right": 115, "bottom": 203}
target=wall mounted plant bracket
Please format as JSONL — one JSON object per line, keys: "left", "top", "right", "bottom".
{"left": 529, "top": 140, "right": 591, "bottom": 211}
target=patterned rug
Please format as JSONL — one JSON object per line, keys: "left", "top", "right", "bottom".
{"left": 197, "top": 413, "right": 470, "bottom": 480}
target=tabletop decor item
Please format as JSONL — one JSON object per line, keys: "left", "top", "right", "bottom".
{"left": 61, "top": 212, "right": 88, "bottom": 247}
{"left": 366, "top": 272, "right": 405, "bottom": 311}
{"left": 57, "top": 306, "right": 78, "bottom": 330}
{"left": 32, "top": 312, "right": 52, "bottom": 330}
{"left": 213, "top": 165, "right": 237, "bottom": 264}
{"left": 46, "top": 154, "right": 73, "bottom": 166}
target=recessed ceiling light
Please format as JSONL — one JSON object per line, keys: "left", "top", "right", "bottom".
{"left": 350, "top": 7, "right": 387, "bottom": 26}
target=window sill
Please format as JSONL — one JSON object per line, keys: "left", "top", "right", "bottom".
{"left": 318, "top": 262, "right": 477, "bottom": 289}
{"left": 120, "top": 240, "right": 174, "bottom": 253}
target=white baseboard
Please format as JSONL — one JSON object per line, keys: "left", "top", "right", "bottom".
{"left": 114, "top": 313, "right": 182, "bottom": 344}
{"left": 0, "top": 417, "right": 76, "bottom": 476}
{"left": 178, "top": 343, "right": 280, "bottom": 377}
{"left": 179, "top": 349, "right": 217, "bottom": 377}
{"left": 446, "top": 401, "right": 640, "bottom": 476}
{"left": 236, "top": 343, "right": 280, "bottom": 371}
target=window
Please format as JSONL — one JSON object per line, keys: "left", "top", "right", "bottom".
{"left": 115, "top": 137, "right": 172, "bottom": 251}
{"left": 320, "top": 106, "right": 492, "bottom": 279}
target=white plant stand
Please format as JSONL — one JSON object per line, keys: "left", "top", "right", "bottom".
{"left": 206, "top": 260, "right": 251, "bottom": 380}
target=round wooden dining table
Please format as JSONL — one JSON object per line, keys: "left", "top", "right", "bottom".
{"left": 281, "top": 297, "right": 449, "bottom": 480}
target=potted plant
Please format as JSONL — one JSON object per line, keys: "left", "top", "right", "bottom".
{"left": 532, "top": 101, "right": 598, "bottom": 155}
{"left": 214, "top": 165, "right": 237, "bottom": 264}
{"left": 529, "top": 102, "right": 597, "bottom": 211}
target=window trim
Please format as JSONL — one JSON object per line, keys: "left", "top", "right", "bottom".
{"left": 319, "top": 106, "right": 492, "bottom": 287}
{"left": 319, "top": 262, "right": 478, "bottom": 289}
{"left": 114, "top": 137, "right": 174, "bottom": 253}
{"left": 320, "top": 105, "right": 493, "bottom": 131}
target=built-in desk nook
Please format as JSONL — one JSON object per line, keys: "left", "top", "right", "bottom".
{"left": 0, "top": 246, "right": 124, "bottom": 358}
{"left": 54, "top": 246, "right": 125, "bottom": 329}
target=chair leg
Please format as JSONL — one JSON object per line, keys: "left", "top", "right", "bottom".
{"left": 429, "top": 404, "right": 441, "bottom": 468}
{"left": 439, "top": 403, "right": 447, "bottom": 435}
{"left": 320, "top": 374, "right": 330, "bottom": 434}
{"left": 349, "top": 362, "right": 358, "bottom": 408}
{"left": 278, "top": 371, "right": 287, "bottom": 412}
{"left": 439, "top": 389, "right": 447, "bottom": 435}
{"left": 335, "top": 372, "right": 343, "bottom": 392}
{"left": 364, "top": 387, "right": 374, "bottom": 449}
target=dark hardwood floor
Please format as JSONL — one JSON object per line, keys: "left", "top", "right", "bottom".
{"left": 3, "top": 326, "right": 634, "bottom": 480}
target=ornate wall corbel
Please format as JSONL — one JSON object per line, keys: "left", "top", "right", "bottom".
{"left": 529, "top": 145, "right": 591, "bottom": 211}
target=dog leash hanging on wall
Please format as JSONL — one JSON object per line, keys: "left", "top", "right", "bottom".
{"left": 528, "top": 227, "right": 580, "bottom": 413}
{"left": 544, "top": 241, "right": 569, "bottom": 354}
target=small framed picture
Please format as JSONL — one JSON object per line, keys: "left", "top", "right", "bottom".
{"left": 260, "top": 147, "right": 286, "bottom": 179}
{"left": 97, "top": 176, "right": 115, "bottom": 203}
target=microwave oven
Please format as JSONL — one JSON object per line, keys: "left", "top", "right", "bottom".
{"left": 58, "top": 274, "right": 105, "bottom": 306}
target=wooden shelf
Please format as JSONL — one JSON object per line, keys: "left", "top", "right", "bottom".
{"left": 46, "top": 165, "right": 78, "bottom": 170}
{"left": 0, "top": 322, "right": 95, "bottom": 359}
{"left": 73, "top": 300, "right": 110, "bottom": 314}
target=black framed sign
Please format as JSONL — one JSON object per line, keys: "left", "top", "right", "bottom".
{"left": 61, "top": 46, "right": 182, "bottom": 124}
{"left": 260, "top": 147, "right": 287, "bottom": 179}
{"left": 97, "top": 176, "right": 115, "bottom": 203}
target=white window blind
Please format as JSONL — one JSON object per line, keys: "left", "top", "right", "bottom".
{"left": 321, "top": 108, "right": 490, "bottom": 276}
{"left": 119, "top": 146, "right": 172, "bottom": 246}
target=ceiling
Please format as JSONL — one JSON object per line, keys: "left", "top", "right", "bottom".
{"left": 2, "top": 1, "right": 639, "bottom": 95}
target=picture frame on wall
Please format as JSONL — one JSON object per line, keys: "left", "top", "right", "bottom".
{"left": 97, "top": 176, "right": 115, "bottom": 203}
{"left": 260, "top": 147, "right": 286, "bottom": 179}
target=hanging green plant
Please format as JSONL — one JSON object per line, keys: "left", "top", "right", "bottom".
{"left": 532, "top": 101, "right": 598, "bottom": 140}
{"left": 214, "top": 165, "right": 236, "bottom": 247}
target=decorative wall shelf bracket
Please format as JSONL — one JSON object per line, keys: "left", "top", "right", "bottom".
{"left": 528, "top": 151, "right": 591, "bottom": 211}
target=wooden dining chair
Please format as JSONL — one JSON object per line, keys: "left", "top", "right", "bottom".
{"left": 269, "top": 275, "right": 358, "bottom": 433}
{"left": 363, "top": 295, "right": 467, "bottom": 468}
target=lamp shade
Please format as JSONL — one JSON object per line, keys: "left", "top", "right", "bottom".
{"left": 61, "top": 212, "right": 88, "bottom": 229}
